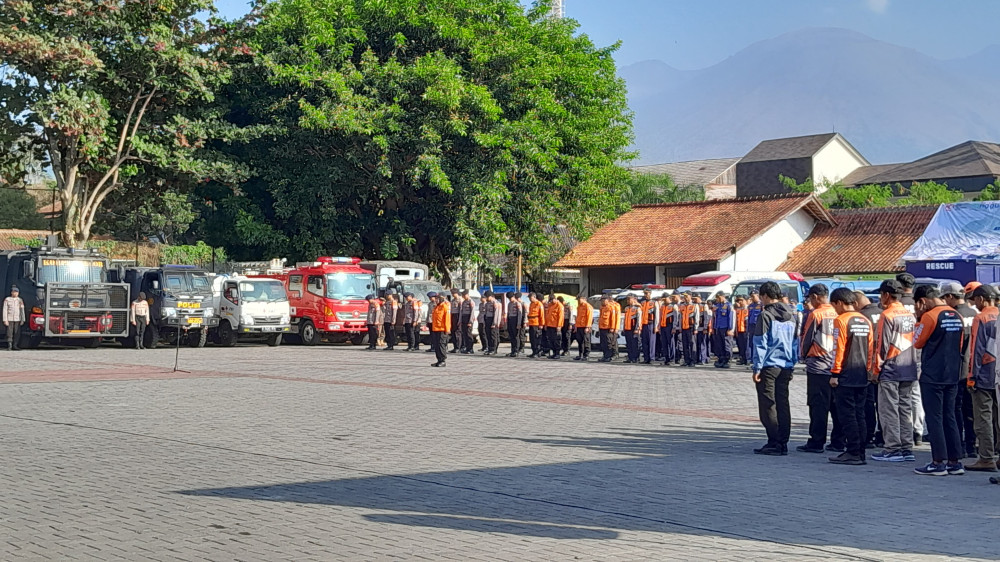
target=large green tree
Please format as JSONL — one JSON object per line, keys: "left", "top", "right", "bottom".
{"left": 0, "top": 188, "right": 47, "bottom": 229}
{"left": 213, "top": 0, "right": 633, "bottom": 273}
{"left": 0, "top": 0, "right": 235, "bottom": 247}
{"left": 623, "top": 171, "right": 703, "bottom": 205}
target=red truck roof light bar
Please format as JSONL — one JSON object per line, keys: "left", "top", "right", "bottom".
{"left": 315, "top": 256, "right": 362, "bottom": 265}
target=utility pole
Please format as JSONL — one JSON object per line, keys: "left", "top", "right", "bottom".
{"left": 549, "top": 0, "right": 564, "bottom": 19}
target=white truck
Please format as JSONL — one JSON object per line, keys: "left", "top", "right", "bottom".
{"left": 210, "top": 275, "right": 291, "bottom": 347}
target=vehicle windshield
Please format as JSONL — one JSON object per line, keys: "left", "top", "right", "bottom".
{"left": 732, "top": 282, "right": 801, "bottom": 301}
{"left": 38, "top": 258, "right": 106, "bottom": 283}
{"left": 238, "top": 280, "right": 287, "bottom": 302}
{"left": 403, "top": 281, "right": 446, "bottom": 297}
{"left": 326, "top": 273, "right": 376, "bottom": 300}
{"left": 163, "top": 271, "right": 214, "bottom": 295}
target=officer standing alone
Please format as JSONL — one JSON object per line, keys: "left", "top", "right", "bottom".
{"left": 3, "top": 286, "right": 25, "bottom": 351}
{"left": 131, "top": 291, "right": 150, "bottom": 349}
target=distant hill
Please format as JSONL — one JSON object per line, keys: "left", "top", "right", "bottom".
{"left": 624, "top": 27, "right": 1000, "bottom": 166}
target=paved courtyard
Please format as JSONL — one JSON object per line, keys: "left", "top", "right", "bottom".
{"left": 1, "top": 341, "right": 997, "bottom": 561}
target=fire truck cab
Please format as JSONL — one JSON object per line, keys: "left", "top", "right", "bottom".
{"left": 261, "top": 257, "right": 377, "bottom": 345}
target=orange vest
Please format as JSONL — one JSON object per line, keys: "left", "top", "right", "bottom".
{"left": 659, "top": 303, "right": 674, "bottom": 328}
{"left": 576, "top": 301, "right": 594, "bottom": 328}
{"left": 640, "top": 300, "right": 656, "bottom": 326}
{"left": 431, "top": 301, "right": 451, "bottom": 332}
{"left": 545, "top": 301, "right": 564, "bottom": 328}
{"left": 681, "top": 303, "right": 697, "bottom": 330}
{"left": 736, "top": 307, "right": 748, "bottom": 332}
{"left": 527, "top": 301, "right": 544, "bottom": 327}
{"left": 599, "top": 302, "right": 616, "bottom": 330}
{"left": 623, "top": 305, "right": 640, "bottom": 331}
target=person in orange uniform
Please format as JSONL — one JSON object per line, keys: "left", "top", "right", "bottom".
{"left": 597, "top": 295, "right": 617, "bottom": 362}
{"left": 622, "top": 295, "right": 642, "bottom": 363}
{"left": 639, "top": 288, "right": 657, "bottom": 364}
{"left": 659, "top": 294, "right": 677, "bottom": 364}
{"left": 828, "top": 287, "right": 874, "bottom": 465}
{"left": 527, "top": 293, "right": 545, "bottom": 358}
{"left": 574, "top": 295, "right": 595, "bottom": 361}
{"left": 544, "top": 292, "right": 565, "bottom": 360}
{"left": 734, "top": 296, "right": 750, "bottom": 365}
{"left": 428, "top": 292, "right": 451, "bottom": 368}
{"left": 679, "top": 293, "right": 700, "bottom": 367}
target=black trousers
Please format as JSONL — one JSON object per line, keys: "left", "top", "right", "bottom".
{"left": 529, "top": 326, "right": 543, "bottom": 356}
{"left": 806, "top": 374, "right": 844, "bottom": 448}
{"left": 431, "top": 331, "right": 448, "bottom": 364}
{"left": 756, "top": 366, "right": 793, "bottom": 447}
{"left": 736, "top": 331, "right": 749, "bottom": 363}
{"left": 367, "top": 324, "right": 379, "bottom": 349}
{"left": 5, "top": 320, "right": 20, "bottom": 349}
{"left": 865, "top": 382, "right": 878, "bottom": 443}
{"left": 135, "top": 317, "right": 147, "bottom": 349}
{"left": 484, "top": 321, "right": 499, "bottom": 353}
{"left": 383, "top": 323, "right": 397, "bottom": 349}
{"left": 561, "top": 322, "right": 571, "bottom": 354}
{"left": 576, "top": 327, "right": 591, "bottom": 357}
{"left": 713, "top": 331, "right": 734, "bottom": 363}
{"left": 674, "top": 331, "right": 683, "bottom": 363}
{"left": 507, "top": 323, "right": 520, "bottom": 354}
{"left": 478, "top": 323, "right": 486, "bottom": 350}
{"left": 681, "top": 328, "right": 695, "bottom": 365}
{"left": 404, "top": 323, "right": 418, "bottom": 349}
{"left": 450, "top": 316, "right": 460, "bottom": 350}
{"left": 600, "top": 329, "right": 613, "bottom": 359}
{"left": 956, "top": 383, "right": 977, "bottom": 453}
{"left": 624, "top": 330, "right": 639, "bottom": 362}
{"left": 922, "top": 382, "right": 962, "bottom": 463}
{"left": 545, "top": 326, "right": 560, "bottom": 357}
{"left": 461, "top": 320, "right": 473, "bottom": 352}
{"left": 836, "top": 385, "right": 868, "bottom": 457}
{"left": 518, "top": 326, "right": 526, "bottom": 353}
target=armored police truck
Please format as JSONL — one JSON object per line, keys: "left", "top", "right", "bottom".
{"left": 109, "top": 265, "right": 219, "bottom": 348}
{"left": 0, "top": 236, "right": 130, "bottom": 348}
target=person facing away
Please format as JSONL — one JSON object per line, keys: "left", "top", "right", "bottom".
{"left": 870, "top": 280, "right": 919, "bottom": 464}
{"left": 966, "top": 285, "right": 1000, "bottom": 472}
{"left": 827, "top": 288, "right": 874, "bottom": 466}
{"left": 428, "top": 292, "right": 451, "bottom": 367}
{"left": 751, "top": 281, "right": 800, "bottom": 456}
{"left": 131, "top": 291, "right": 151, "bottom": 350}
{"left": 796, "top": 283, "right": 844, "bottom": 455}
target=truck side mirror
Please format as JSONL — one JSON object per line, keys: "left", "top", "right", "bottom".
{"left": 23, "top": 261, "right": 35, "bottom": 279}
{"left": 152, "top": 280, "right": 160, "bottom": 290}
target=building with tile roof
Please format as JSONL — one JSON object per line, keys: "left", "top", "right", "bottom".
{"left": 858, "top": 141, "right": 1000, "bottom": 194}
{"left": 736, "top": 133, "right": 870, "bottom": 198}
{"left": 779, "top": 206, "right": 937, "bottom": 276}
{"left": 630, "top": 158, "right": 740, "bottom": 200}
{"left": 554, "top": 194, "right": 834, "bottom": 293}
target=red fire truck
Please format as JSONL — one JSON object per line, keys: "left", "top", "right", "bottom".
{"left": 260, "top": 257, "right": 377, "bottom": 345}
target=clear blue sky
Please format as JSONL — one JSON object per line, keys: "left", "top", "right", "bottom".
{"left": 212, "top": 0, "right": 1000, "bottom": 70}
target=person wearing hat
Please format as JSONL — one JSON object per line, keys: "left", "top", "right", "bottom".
{"left": 449, "top": 288, "right": 462, "bottom": 353}
{"left": 621, "top": 294, "right": 642, "bottom": 363}
{"left": 382, "top": 291, "right": 400, "bottom": 351}
{"left": 966, "top": 284, "right": 999, "bottom": 472}
{"left": 658, "top": 294, "right": 677, "bottom": 365}
{"left": 869, "top": 279, "right": 919, "bottom": 462}
{"left": 428, "top": 292, "right": 451, "bottom": 367}
{"left": 503, "top": 292, "right": 524, "bottom": 357}
{"left": 733, "top": 296, "right": 750, "bottom": 365}
{"left": 695, "top": 296, "right": 711, "bottom": 365}
{"left": 481, "top": 290, "right": 502, "bottom": 355}
{"left": 679, "top": 292, "right": 699, "bottom": 367}
{"left": 526, "top": 292, "right": 544, "bottom": 358}
{"left": 402, "top": 292, "right": 422, "bottom": 351}
{"left": 639, "top": 288, "right": 657, "bottom": 364}
{"left": 130, "top": 291, "right": 151, "bottom": 349}
{"left": 364, "top": 294, "right": 384, "bottom": 350}
{"left": 671, "top": 294, "right": 684, "bottom": 365}
{"left": 597, "top": 294, "right": 617, "bottom": 362}
{"left": 711, "top": 292, "right": 735, "bottom": 368}
{"left": 574, "top": 293, "right": 594, "bottom": 361}
{"left": 544, "top": 292, "right": 565, "bottom": 360}
{"left": 477, "top": 292, "right": 489, "bottom": 353}
{"left": 3, "top": 286, "right": 26, "bottom": 351}
{"left": 943, "top": 280, "right": 979, "bottom": 458}
{"left": 560, "top": 296, "right": 573, "bottom": 356}
{"left": 458, "top": 290, "right": 475, "bottom": 354}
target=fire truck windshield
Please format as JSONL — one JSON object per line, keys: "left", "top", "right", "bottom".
{"left": 38, "top": 258, "right": 106, "bottom": 283}
{"left": 326, "top": 273, "right": 375, "bottom": 300}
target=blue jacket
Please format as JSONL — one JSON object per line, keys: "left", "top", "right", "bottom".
{"left": 713, "top": 302, "right": 735, "bottom": 331}
{"left": 752, "top": 302, "right": 800, "bottom": 372}
{"left": 747, "top": 302, "right": 763, "bottom": 327}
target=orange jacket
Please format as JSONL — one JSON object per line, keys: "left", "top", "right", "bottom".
{"left": 527, "top": 301, "right": 544, "bottom": 327}
{"left": 622, "top": 304, "right": 640, "bottom": 332}
{"left": 545, "top": 301, "right": 564, "bottom": 328}
{"left": 598, "top": 302, "right": 616, "bottom": 330}
{"left": 431, "top": 301, "right": 451, "bottom": 332}
{"left": 680, "top": 303, "right": 699, "bottom": 330}
{"left": 735, "top": 307, "right": 748, "bottom": 332}
{"left": 659, "top": 302, "right": 675, "bottom": 328}
{"left": 576, "top": 301, "right": 594, "bottom": 329}
{"left": 640, "top": 300, "right": 656, "bottom": 326}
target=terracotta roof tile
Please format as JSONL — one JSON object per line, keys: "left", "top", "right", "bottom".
{"left": 779, "top": 206, "right": 937, "bottom": 275}
{"left": 555, "top": 194, "right": 831, "bottom": 268}
{"left": 0, "top": 229, "right": 54, "bottom": 251}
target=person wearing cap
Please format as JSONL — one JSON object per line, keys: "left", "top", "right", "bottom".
{"left": 796, "top": 284, "right": 845, "bottom": 454}
{"left": 448, "top": 289, "right": 462, "bottom": 353}
{"left": 3, "top": 286, "right": 26, "bottom": 351}
{"left": 733, "top": 296, "right": 750, "bottom": 365}
{"left": 658, "top": 294, "right": 677, "bottom": 365}
{"left": 458, "top": 290, "right": 475, "bottom": 354}
{"left": 402, "top": 292, "right": 422, "bottom": 351}
{"left": 746, "top": 290, "right": 763, "bottom": 365}
{"left": 695, "top": 296, "right": 711, "bottom": 365}
{"left": 365, "top": 294, "right": 384, "bottom": 350}
{"left": 639, "top": 288, "right": 657, "bottom": 364}
{"left": 130, "top": 291, "right": 150, "bottom": 350}
{"left": 966, "top": 284, "right": 999, "bottom": 472}
{"left": 428, "top": 292, "right": 451, "bottom": 367}
{"left": 574, "top": 294, "right": 594, "bottom": 361}
{"left": 943, "top": 281, "right": 979, "bottom": 458}
{"left": 913, "top": 284, "right": 966, "bottom": 476}
{"left": 597, "top": 295, "right": 617, "bottom": 362}
{"left": 503, "top": 292, "right": 524, "bottom": 357}
{"left": 854, "top": 291, "right": 883, "bottom": 450}
{"left": 679, "top": 293, "right": 700, "bottom": 367}
{"left": 477, "top": 292, "right": 488, "bottom": 352}
{"left": 870, "top": 280, "right": 919, "bottom": 463}
{"left": 382, "top": 291, "right": 399, "bottom": 351}
{"left": 671, "top": 294, "right": 684, "bottom": 365}
{"left": 482, "top": 291, "right": 503, "bottom": 355}
{"left": 621, "top": 294, "right": 642, "bottom": 363}
{"left": 558, "top": 296, "right": 573, "bottom": 357}
{"left": 711, "top": 292, "right": 735, "bottom": 368}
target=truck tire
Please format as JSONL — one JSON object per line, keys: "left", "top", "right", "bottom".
{"left": 81, "top": 337, "right": 101, "bottom": 349}
{"left": 349, "top": 334, "right": 365, "bottom": 346}
{"left": 188, "top": 328, "right": 208, "bottom": 348}
{"left": 19, "top": 332, "right": 42, "bottom": 350}
{"left": 266, "top": 333, "right": 283, "bottom": 347}
{"left": 217, "top": 321, "right": 237, "bottom": 347}
{"left": 300, "top": 320, "right": 320, "bottom": 346}
{"left": 145, "top": 324, "right": 160, "bottom": 349}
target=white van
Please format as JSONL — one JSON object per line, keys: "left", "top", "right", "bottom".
{"left": 674, "top": 271, "right": 804, "bottom": 300}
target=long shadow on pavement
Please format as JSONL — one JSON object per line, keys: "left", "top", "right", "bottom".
{"left": 178, "top": 423, "right": 998, "bottom": 558}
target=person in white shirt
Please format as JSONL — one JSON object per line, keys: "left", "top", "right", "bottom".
{"left": 3, "top": 286, "right": 25, "bottom": 351}
{"left": 131, "top": 292, "right": 151, "bottom": 349}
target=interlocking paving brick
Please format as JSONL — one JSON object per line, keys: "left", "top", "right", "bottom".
{"left": 0, "top": 343, "right": 996, "bottom": 560}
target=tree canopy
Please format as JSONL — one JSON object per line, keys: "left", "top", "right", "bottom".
{"left": 622, "top": 171, "right": 703, "bottom": 205}
{"left": 209, "top": 0, "right": 633, "bottom": 275}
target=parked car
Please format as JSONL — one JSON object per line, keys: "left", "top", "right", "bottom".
{"left": 730, "top": 278, "right": 811, "bottom": 310}
{"left": 675, "top": 271, "right": 804, "bottom": 300}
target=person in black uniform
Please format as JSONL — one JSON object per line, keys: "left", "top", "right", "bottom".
{"left": 943, "top": 281, "right": 979, "bottom": 458}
